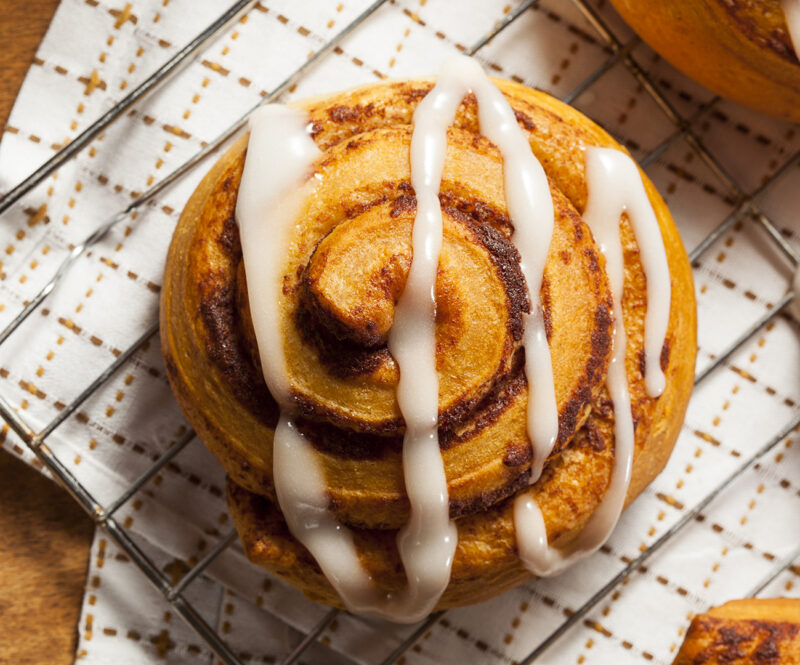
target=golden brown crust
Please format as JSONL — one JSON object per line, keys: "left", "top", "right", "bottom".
{"left": 715, "top": 0, "right": 797, "bottom": 63}
{"left": 673, "top": 599, "right": 800, "bottom": 664}
{"left": 161, "top": 78, "right": 697, "bottom": 609}
{"left": 609, "top": 0, "right": 800, "bottom": 122}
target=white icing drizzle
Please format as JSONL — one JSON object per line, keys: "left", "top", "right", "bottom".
{"left": 590, "top": 148, "right": 670, "bottom": 400}
{"left": 469, "top": 63, "right": 559, "bottom": 482}
{"left": 385, "top": 58, "right": 463, "bottom": 622}
{"left": 415, "top": 56, "right": 558, "bottom": 482}
{"left": 238, "top": 102, "right": 459, "bottom": 623}
{"left": 513, "top": 146, "right": 670, "bottom": 576}
{"left": 236, "top": 106, "right": 320, "bottom": 405}
{"left": 237, "top": 58, "right": 671, "bottom": 619}
{"left": 782, "top": 0, "right": 800, "bottom": 56}
{"left": 237, "top": 107, "right": 397, "bottom": 620}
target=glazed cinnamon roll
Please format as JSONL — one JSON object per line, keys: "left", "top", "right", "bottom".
{"left": 672, "top": 598, "right": 800, "bottom": 664}
{"left": 609, "top": 0, "right": 800, "bottom": 122}
{"left": 161, "top": 58, "right": 696, "bottom": 619}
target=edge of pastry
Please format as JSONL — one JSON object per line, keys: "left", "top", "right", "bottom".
{"left": 673, "top": 598, "right": 800, "bottom": 664}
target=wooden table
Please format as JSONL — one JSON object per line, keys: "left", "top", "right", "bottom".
{"left": 0, "top": 1, "right": 94, "bottom": 663}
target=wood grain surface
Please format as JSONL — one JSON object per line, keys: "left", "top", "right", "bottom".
{"left": 0, "top": 1, "right": 94, "bottom": 664}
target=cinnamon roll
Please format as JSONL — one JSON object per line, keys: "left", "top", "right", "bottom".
{"left": 161, "top": 57, "right": 697, "bottom": 619}
{"left": 672, "top": 598, "right": 800, "bottom": 664}
{"left": 609, "top": 0, "right": 800, "bottom": 122}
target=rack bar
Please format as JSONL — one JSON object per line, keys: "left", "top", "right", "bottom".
{"left": 378, "top": 612, "right": 445, "bottom": 665}
{"left": 466, "top": 0, "right": 540, "bottom": 56}
{"left": 562, "top": 37, "right": 639, "bottom": 105}
{"left": 101, "top": 429, "right": 196, "bottom": 521}
{"left": 0, "top": 210, "right": 138, "bottom": 347}
{"left": 103, "top": 520, "right": 242, "bottom": 665}
{"left": 36, "top": 320, "right": 159, "bottom": 443}
{"left": 279, "top": 608, "right": 341, "bottom": 665}
{"left": 754, "top": 210, "right": 800, "bottom": 266}
{"left": 170, "top": 593, "right": 243, "bottom": 665}
{"left": 0, "top": 0, "right": 256, "bottom": 215}
{"left": 694, "top": 292, "right": 793, "bottom": 386}
{"left": 131, "top": 0, "right": 392, "bottom": 205}
{"left": 747, "top": 544, "right": 800, "bottom": 598}
{"left": 688, "top": 147, "right": 800, "bottom": 263}
{"left": 638, "top": 97, "right": 720, "bottom": 169}
{"left": 4, "top": 364, "right": 241, "bottom": 663}
{"left": 167, "top": 529, "right": 238, "bottom": 600}
{"left": 0, "top": 391, "right": 36, "bottom": 445}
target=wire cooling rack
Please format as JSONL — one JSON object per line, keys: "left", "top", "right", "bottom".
{"left": 1, "top": 1, "right": 799, "bottom": 664}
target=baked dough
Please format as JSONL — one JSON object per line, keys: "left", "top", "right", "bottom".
{"left": 161, "top": 78, "right": 697, "bottom": 609}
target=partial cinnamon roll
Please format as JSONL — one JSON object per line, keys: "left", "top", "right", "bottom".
{"left": 161, "top": 64, "right": 696, "bottom": 617}
{"left": 672, "top": 598, "right": 800, "bottom": 664}
{"left": 609, "top": 0, "right": 800, "bottom": 122}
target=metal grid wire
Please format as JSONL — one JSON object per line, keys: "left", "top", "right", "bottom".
{"left": 1, "top": 1, "right": 799, "bottom": 664}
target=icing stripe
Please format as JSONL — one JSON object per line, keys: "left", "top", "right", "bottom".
{"left": 514, "top": 146, "right": 670, "bottom": 576}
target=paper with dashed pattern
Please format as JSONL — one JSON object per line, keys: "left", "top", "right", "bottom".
{"left": 1, "top": 1, "right": 799, "bottom": 663}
